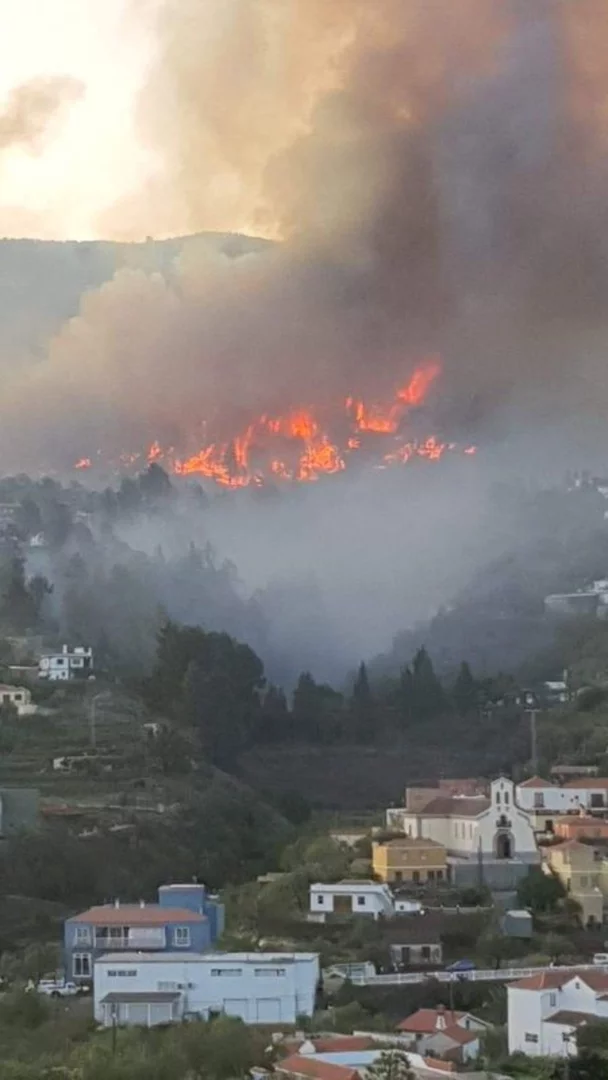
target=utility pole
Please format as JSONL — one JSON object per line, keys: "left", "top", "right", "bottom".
{"left": 525, "top": 706, "right": 539, "bottom": 774}
{"left": 90, "top": 695, "right": 97, "bottom": 750}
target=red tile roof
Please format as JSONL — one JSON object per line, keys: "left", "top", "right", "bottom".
{"left": 431, "top": 1026, "right": 479, "bottom": 1046}
{"left": 418, "top": 797, "right": 490, "bottom": 818}
{"left": 563, "top": 778, "right": 608, "bottom": 789}
{"left": 545, "top": 1010, "right": 597, "bottom": 1026}
{"left": 511, "top": 969, "right": 608, "bottom": 992}
{"left": 70, "top": 904, "right": 206, "bottom": 925}
{"left": 398, "top": 1008, "right": 466, "bottom": 1033}
{"left": 519, "top": 776, "right": 554, "bottom": 788}
{"left": 510, "top": 971, "right": 572, "bottom": 991}
{"left": 276, "top": 1055, "right": 359, "bottom": 1080}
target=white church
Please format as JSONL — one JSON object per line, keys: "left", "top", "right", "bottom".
{"left": 386, "top": 776, "right": 539, "bottom": 891}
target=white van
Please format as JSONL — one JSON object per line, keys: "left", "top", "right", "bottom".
{"left": 592, "top": 953, "right": 608, "bottom": 966}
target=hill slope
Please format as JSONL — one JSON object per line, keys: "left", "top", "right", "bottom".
{"left": 0, "top": 232, "right": 269, "bottom": 359}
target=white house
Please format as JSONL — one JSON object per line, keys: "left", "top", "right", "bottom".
{"left": 94, "top": 951, "right": 319, "bottom": 1027}
{"left": 391, "top": 777, "right": 538, "bottom": 862}
{"left": 516, "top": 775, "right": 608, "bottom": 813}
{"left": 38, "top": 645, "right": 93, "bottom": 682}
{"left": 0, "top": 684, "right": 36, "bottom": 716}
{"left": 508, "top": 968, "right": 608, "bottom": 1057}
{"left": 309, "top": 881, "right": 394, "bottom": 921}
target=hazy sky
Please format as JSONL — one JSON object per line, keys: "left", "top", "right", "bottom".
{"left": 0, "top": 0, "right": 153, "bottom": 239}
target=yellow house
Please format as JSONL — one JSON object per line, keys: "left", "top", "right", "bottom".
{"left": 372, "top": 836, "right": 448, "bottom": 884}
{"left": 543, "top": 840, "right": 604, "bottom": 927}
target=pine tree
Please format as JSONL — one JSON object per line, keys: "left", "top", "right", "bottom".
{"left": 411, "top": 646, "right": 445, "bottom": 719}
{"left": 398, "top": 665, "right": 415, "bottom": 724}
{"left": 452, "top": 661, "right": 478, "bottom": 716}
{"left": 352, "top": 661, "right": 375, "bottom": 742}
{"left": 366, "top": 1049, "right": 415, "bottom": 1080}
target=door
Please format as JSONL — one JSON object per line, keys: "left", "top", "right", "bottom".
{"left": 256, "top": 998, "right": 281, "bottom": 1023}
{"left": 125, "top": 1003, "right": 148, "bottom": 1026}
{"left": 149, "top": 1003, "right": 173, "bottom": 1026}
{"left": 334, "top": 895, "right": 351, "bottom": 914}
{"left": 224, "top": 999, "right": 249, "bottom": 1021}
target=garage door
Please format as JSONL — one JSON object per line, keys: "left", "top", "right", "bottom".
{"left": 125, "top": 1003, "right": 148, "bottom": 1026}
{"left": 223, "top": 998, "right": 249, "bottom": 1021}
{"left": 149, "top": 1003, "right": 173, "bottom": 1026}
{"left": 256, "top": 998, "right": 281, "bottom": 1023}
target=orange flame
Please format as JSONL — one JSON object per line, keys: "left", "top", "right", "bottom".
{"left": 73, "top": 358, "right": 478, "bottom": 485}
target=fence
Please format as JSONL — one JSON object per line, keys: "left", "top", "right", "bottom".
{"left": 350, "top": 961, "right": 608, "bottom": 987}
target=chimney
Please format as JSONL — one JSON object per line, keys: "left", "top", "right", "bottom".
{"left": 139, "top": 899, "right": 145, "bottom": 908}
{"left": 436, "top": 1006, "right": 446, "bottom": 1030}
{"left": 114, "top": 899, "right": 120, "bottom": 909}
{"left": 62, "top": 644, "right": 68, "bottom": 655}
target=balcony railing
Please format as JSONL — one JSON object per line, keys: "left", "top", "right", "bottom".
{"left": 94, "top": 928, "right": 166, "bottom": 950}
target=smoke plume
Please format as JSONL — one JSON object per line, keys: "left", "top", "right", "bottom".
{"left": 2, "top": 0, "right": 608, "bottom": 468}
{"left": 0, "top": 76, "right": 84, "bottom": 155}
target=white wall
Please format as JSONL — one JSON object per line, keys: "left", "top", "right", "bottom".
{"left": 508, "top": 987, "right": 545, "bottom": 1055}
{"left": 95, "top": 954, "right": 319, "bottom": 1026}
{"left": 508, "top": 976, "right": 608, "bottom": 1057}
{"left": 516, "top": 785, "right": 585, "bottom": 813}
{"left": 309, "top": 885, "right": 393, "bottom": 919}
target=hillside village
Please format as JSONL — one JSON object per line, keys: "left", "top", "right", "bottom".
{"left": 2, "top": 478, "right": 608, "bottom": 1078}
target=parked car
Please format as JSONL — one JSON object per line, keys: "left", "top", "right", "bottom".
{"left": 593, "top": 953, "right": 608, "bottom": 966}
{"left": 35, "top": 978, "right": 82, "bottom": 998}
{"left": 446, "top": 959, "right": 476, "bottom": 977}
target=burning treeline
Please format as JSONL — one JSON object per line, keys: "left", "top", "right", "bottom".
{"left": 2, "top": 0, "right": 608, "bottom": 476}
{"left": 75, "top": 360, "right": 477, "bottom": 487}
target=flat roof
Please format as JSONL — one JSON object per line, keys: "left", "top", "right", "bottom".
{"left": 96, "top": 951, "right": 318, "bottom": 964}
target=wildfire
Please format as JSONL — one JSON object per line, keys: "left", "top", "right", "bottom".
{"left": 73, "top": 358, "right": 478, "bottom": 485}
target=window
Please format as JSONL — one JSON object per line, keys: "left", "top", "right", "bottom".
{"left": 254, "top": 968, "right": 286, "bottom": 977}
{"left": 158, "top": 981, "right": 184, "bottom": 991}
{"left": 496, "top": 791, "right": 501, "bottom": 804}
{"left": 74, "top": 926, "right": 91, "bottom": 945}
{"left": 436, "top": 870, "right": 443, "bottom": 881}
{"left": 107, "top": 969, "right": 137, "bottom": 977}
{"left": 534, "top": 793, "right": 545, "bottom": 808}
{"left": 550, "top": 994, "right": 557, "bottom": 1007}
{"left": 580, "top": 875, "right": 588, "bottom": 887}
{"left": 525, "top": 1033, "right": 539, "bottom": 1044}
{"left": 210, "top": 968, "right": 242, "bottom": 977}
{"left": 591, "top": 794, "right": 604, "bottom": 808}
{"left": 174, "top": 926, "right": 191, "bottom": 947}
{"left": 394, "top": 871, "right": 403, "bottom": 882}
{"left": 504, "top": 790, "right": 509, "bottom": 805}
{"left": 428, "top": 870, "right": 435, "bottom": 882}
{"left": 357, "top": 896, "right": 366, "bottom": 906}
{"left": 412, "top": 871, "right": 420, "bottom": 883}
{"left": 421, "top": 946, "right": 430, "bottom": 961}
{"left": 73, "top": 953, "right": 91, "bottom": 978}
{"left": 14, "top": 694, "right": 22, "bottom": 702}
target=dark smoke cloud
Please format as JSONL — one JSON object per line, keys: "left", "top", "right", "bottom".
{"left": 0, "top": 76, "right": 84, "bottom": 155}
{"left": 2, "top": 1, "right": 608, "bottom": 467}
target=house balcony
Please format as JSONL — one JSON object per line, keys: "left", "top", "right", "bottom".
{"left": 94, "top": 928, "right": 167, "bottom": 951}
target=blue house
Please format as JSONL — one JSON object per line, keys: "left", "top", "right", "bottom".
{"left": 64, "top": 882, "right": 225, "bottom": 982}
